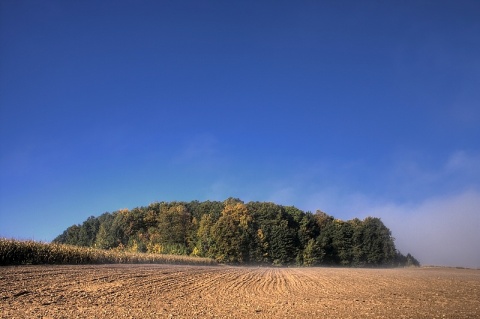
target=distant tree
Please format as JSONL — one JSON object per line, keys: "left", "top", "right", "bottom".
{"left": 157, "top": 204, "right": 191, "bottom": 246}
{"left": 350, "top": 218, "right": 365, "bottom": 266}
{"left": 331, "top": 219, "right": 354, "bottom": 266}
{"left": 298, "top": 213, "right": 320, "bottom": 249}
{"left": 314, "top": 210, "right": 334, "bottom": 230}
{"left": 77, "top": 216, "right": 99, "bottom": 247}
{"left": 54, "top": 224, "right": 81, "bottom": 245}
{"left": 195, "top": 213, "right": 216, "bottom": 257}
{"left": 303, "top": 238, "right": 324, "bottom": 266}
{"left": 316, "top": 217, "right": 337, "bottom": 265}
{"left": 211, "top": 202, "right": 252, "bottom": 263}
{"left": 362, "top": 217, "right": 396, "bottom": 266}
{"left": 406, "top": 253, "right": 420, "bottom": 267}
{"left": 261, "top": 218, "right": 297, "bottom": 266}
{"left": 89, "top": 212, "right": 119, "bottom": 249}
{"left": 144, "top": 202, "right": 161, "bottom": 228}
{"left": 223, "top": 197, "right": 244, "bottom": 206}
{"left": 95, "top": 220, "right": 115, "bottom": 249}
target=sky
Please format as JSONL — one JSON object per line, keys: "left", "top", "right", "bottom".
{"left": 1, "top": 1, "right": 479, "bottom": 268}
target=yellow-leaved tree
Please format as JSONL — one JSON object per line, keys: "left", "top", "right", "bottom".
{"left": 211, "top": 200, "right": 253, "bottom": 263}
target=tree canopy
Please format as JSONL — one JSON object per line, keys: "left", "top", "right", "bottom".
{"left": 53, "top": 198, "right": 419, "bottom": 267}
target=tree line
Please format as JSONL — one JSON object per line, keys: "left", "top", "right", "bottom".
{"left": 53, "top": 198, "right": 419, "bottom": 267}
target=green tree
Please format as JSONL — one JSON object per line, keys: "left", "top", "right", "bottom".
{"left": 95, "top": 219, "right": 115, "bottom": 249}
{"left": 195, "top": 213, "right": 216, "bottom": 257}
{"left": 303, "top": 238, "right": 324, "bottom": 266}
{"left": 211, "top": 202, "right": 252, "bottom": 263}
{"left": 157, "top": 204, "right": 192, "bottom": 253}
{"left": 266, "top": 219, "right": 297, "bottom": 265}
{"left": 350, "top": 218, "right": 365, "bottom": 266}
{"left": 406, "top": 253, "right": 420, "bottom": 266}
{"left": 362, "top": 217, "right": 396, "bottom": 265}
{"left": 332, "top": 220, "right": 354, "bottom": 266}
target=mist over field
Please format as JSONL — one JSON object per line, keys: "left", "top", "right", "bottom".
{"left": 372, "top": 191, "right": 480, "bottom": 268}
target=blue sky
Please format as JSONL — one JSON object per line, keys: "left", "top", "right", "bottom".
{"left": 1, "top": 1, "right": 479, "bottom": 267}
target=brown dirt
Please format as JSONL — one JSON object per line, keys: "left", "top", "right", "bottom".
{"left": 1, "top": 264, "right": 479, "bottom": 318}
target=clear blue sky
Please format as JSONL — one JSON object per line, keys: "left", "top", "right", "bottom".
{"left": 1, "top": 1, "right": 479, "bottom": 267}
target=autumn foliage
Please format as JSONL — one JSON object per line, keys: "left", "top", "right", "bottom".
{"left": 52, "top": 198, "right": 419, "bottom": 267}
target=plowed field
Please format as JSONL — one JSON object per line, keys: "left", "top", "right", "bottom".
{"left": 1, "top": 265, "right": 479, "bottom": 318}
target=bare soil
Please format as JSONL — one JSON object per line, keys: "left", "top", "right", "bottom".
{"left": 1, "top": 264, "right": 479, "bottom": 318}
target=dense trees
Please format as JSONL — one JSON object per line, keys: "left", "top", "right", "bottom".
{"left": 53, "top": 198, "right": 419, "bottom": 267}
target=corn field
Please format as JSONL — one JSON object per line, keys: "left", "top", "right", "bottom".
{"left": 0, "top": 238, "right": 216, "bottom": 266}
